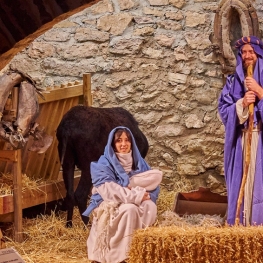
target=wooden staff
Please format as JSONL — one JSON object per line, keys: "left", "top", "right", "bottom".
{"left": 235, "top": 64, "right": 254, "bottom": 225}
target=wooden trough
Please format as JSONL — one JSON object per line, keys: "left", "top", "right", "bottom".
{"left": 0, "top": 73, "right": 92, "bottom": 242}
{"left": 173, "top": 187, "right": 228, "bottom": 217}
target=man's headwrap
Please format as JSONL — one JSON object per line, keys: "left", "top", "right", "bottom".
{"left": 235, "top": 36, "right": 263, "bottom": 69}
{"left": 224, "top": 36, "right": 263, "bottom": 126}
{"left": 235, "top": 36, "right": 263, "bottom": 50}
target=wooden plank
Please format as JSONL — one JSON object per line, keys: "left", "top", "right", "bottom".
{"left": 174, "top": 199, "right": 227, "bottom": 217}
{"left": 13, "top": 149, "right": 23, "bottom": 242}
{"left": 39, "top": 100, "right": 65, "bottom": 179}
{"left": 0, "top": 193, "right": 13, "bottom": 214}
{"left": 0, "top": 150, "right": 18, "bottom": 162}
{"left": 0, "top": 85, "right": 84, "bottom": 180}
{"left": 22, "top": 96, "right": 79, "bottom": 180}
{"left": 21, "top": 101, "right": 52, "bottom": 176}
{"left": 12, "top": 87, "right": 19, "bottom": 119}
{"left": 174, "top": 187, "right": 227, "bottom": 202}
{"left": 27, "top": 101, "right": 57, "bottom": 178}
{"left": 0, "top": 175, "right": 80, "bottom": 215}
{"left": 38, "top": 85, "right": 83, "bottom": 104}
{"left": 22, "top": 101, "right": 57, "bottom": 178}
{"left": 0, "top": 142, "right": 9, "bottom": 172}
{"left": 83, "top": 73, "right": 92, "bottom": 106}
{"left": 46, "top": 98, "right": 79, "bottom": 180}
{"left": 0, "top": 213, "right": 14, "bottom": 222}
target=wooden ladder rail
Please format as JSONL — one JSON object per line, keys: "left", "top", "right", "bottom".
{"left": 0, "top": 85, "right": 23, "bottom": 242}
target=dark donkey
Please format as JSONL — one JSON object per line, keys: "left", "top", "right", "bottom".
{"left": 56, "top": 105, "right": 149, "bottom": 227}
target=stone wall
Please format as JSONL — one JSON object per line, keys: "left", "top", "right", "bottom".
{"left": 3, "top": 0, "right": 263, "bottom": 193}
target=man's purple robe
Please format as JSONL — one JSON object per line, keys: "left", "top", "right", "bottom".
{"left": 218, "top": 36, "right": 263, "bottom": 225}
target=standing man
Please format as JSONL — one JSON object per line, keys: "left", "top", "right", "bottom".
{"left": 218, "top": 36, "right": 263, "bottom": 225}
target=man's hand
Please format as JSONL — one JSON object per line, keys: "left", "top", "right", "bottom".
{"left": 245, "top": 77, "right": 263, "bottom": 100}
{"left": 243, "top": 90, "right": 256, "bottom": 108}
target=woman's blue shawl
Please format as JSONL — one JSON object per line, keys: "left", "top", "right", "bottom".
{"left": 218, "top": 36, "right": 263, "bottom": 225}
{"left": 83, "top": 126, "right": 160, "bottom": 217}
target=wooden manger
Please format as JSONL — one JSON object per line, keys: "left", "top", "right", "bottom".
{"left": 173, "top": 187, "right": 228, "bottom": 217}
{"left": 0, "top": 73, "right": 92, "bottom": 242}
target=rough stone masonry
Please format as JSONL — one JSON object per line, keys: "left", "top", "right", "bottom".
{"left": 2, "top": 0, "right": 263, "bottom": 194}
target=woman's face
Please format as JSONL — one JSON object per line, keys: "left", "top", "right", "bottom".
{"left": 114, "top": 132, "right": 131, "bottom": 154}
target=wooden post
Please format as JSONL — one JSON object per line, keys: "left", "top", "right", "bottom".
{"left": 83, "top": 73, "right": 92, "bottom": 106}
{"left": 12, "top": 87, "right": 19, "bottom": 120}
{"left": 13, "top": 149, "right": 23, "bottom": 242}
{"left": 235, "top": 64, "right": 254, "bottom": 225}
{"left": 0, "top": 149, "right": 23, "bottom": 242}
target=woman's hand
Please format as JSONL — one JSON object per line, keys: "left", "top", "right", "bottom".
{"left": 245, "top": 77, "right": 263, "bottom": 100}
{"left": 141, "top": 192, "right": 150, "bottom": 202}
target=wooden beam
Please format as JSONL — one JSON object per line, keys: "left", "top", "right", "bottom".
{"left": 13, "top": 149, "right": 23, "bottom": 242}
{"left": 174, "top": 199, "right": 227, "bottom": 217}
{"left": 12, "top": 86, "right": 19, "bottom": 119}
{"left": 0, "top": 150, "right": 19, "bottom": 162}
{"left": 0, "top": 175, "right": 80, "bottom": 215}
{"left": 0, "top": 213, "right": 13, "bottom": 223}
{"left": 83, "top": 73, "right": 92, "bottom": 106}
{"left": 38, "top": 85, "right": 83, "bottom": 104}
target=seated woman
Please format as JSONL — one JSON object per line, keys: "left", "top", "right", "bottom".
{"left": 82, "top": 126, "right": 162, "bottom": 263}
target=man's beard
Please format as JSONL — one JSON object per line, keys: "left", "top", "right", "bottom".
{"left": 243, "top": 60, "right": 256, "bottom": 70}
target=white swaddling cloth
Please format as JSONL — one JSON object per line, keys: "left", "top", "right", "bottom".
{"left": 129, "top": 169, "right": 163, "bottom": 191}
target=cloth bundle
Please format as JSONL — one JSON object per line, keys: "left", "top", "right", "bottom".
{"left": 129, "top": 169, "right": 163, "bottom": 191}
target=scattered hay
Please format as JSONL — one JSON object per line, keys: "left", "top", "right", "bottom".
{"left": 0, "top": 175, "right": 248, "bottom": 263}
{"left": 156, "top": 187, "right": 176, "bottom": 219}
{"left": 159, "top": 211, "right": 224, "bottom": 227}
{"left": 0, "top": 173, "right": 41, "bottom": 195}
{"left": 2, "top": 209, "right": 91, "bottom": 263}
{"left": 157, "top": 177, "right": 195, "bottom": 219}
{"left": 172, "top": 176, "right": 195, "bottom": 193}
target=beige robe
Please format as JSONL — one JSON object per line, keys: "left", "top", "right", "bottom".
{"left": 236, "top": 99, "right": 260, "bottom": 225}
{"left": 87, "top": 182, "right": 157, "bottom": 263}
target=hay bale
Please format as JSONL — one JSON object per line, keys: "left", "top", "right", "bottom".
{"left": 129, "top": 225, "right": 263, "bottom": 263}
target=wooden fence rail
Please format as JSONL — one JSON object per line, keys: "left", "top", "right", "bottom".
{"left": 0, "top": 73, "right": 92, "bottom": 180}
